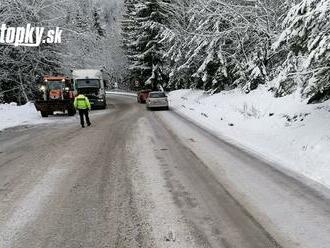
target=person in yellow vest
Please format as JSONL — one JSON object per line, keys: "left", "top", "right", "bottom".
{"left": 74, "top": 93, "right": 91, "bottom": 128}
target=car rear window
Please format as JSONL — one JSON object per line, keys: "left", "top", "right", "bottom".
{"left": 149, "top": 92, "right": 166, "bottom": 98}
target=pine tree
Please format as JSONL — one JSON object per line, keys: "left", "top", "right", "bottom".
{"left": 93, "top": 7, "right": 106, "bottom": 37}
{"left": 74, "top": 6, "right": 90, "bottom": 32}
{"left": 274, "top": 0, "right": 330, "bottom": 102}
{"left": 161, "top": 0, "right": 297, "bottom": 93}
{"left": 122, "top": 0, "right": 173, "bottom": 90}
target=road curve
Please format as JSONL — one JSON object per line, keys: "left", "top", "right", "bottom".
{"left": 0, "top": 95, "right": 329, "bottom": 248}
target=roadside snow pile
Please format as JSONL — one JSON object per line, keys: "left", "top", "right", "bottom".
{"left": 0, "top": 102, "right": 62, "bottom": 131}
{"left": 106, "top": 90, "right": 137, "bottom": 97}
{"left": 168, "top": 88, "right": 330, "bottom": 188}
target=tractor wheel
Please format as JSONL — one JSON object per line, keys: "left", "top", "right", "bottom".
{"left": 41, "top": 111, "right": 48, "bottom": 118}
{"left": 68, "top": 108, "right": 76, "bottom": 116}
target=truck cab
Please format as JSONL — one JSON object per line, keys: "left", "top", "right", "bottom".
{"left": 72, "top": 69, "right": 107, "bottom": 109}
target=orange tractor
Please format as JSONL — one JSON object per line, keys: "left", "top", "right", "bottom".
{"left": 34, "top": 75, "right": 76, "bottom": 117}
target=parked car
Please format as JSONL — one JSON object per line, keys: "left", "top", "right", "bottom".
{"left": 146, "top": 91, "right": 169, "bottom": 110}
{"left": 137, "top": 89, "right": 151, "bottom": 103}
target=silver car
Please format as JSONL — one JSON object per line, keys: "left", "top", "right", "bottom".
{"left": 146, "top": 91, "right": 169, "bottom": 110}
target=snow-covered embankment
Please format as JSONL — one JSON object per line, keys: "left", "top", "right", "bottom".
{"left": 0, "top": 102, "right": 50, "bottom": 131}
{"left": 168, "top": 88, "right": 330, "bottom": 188}
{"left": 0, "top": 102, "right": 76, "bottom": 131}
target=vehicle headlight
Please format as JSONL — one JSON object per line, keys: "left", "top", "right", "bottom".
{"left": 40, "top": 86, "right": 46, "bottom": 91}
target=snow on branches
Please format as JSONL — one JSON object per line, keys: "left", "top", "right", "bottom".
{"left": 0, "top": 0, "right": 66, "bottom": 103}
{"left": 273, "top": 0, "right": 330, "bottom": 102}
{"left": 0, "top": 0, "right": 127, "bottom": 103}
{"left": 159, "top": 0, "right": 293, "bottom": 93}
{"left": 122, "top": 0, "right": 175, "bottom": 90}
{"left": 123, "top": 0, "right": 330, "bottom": 103}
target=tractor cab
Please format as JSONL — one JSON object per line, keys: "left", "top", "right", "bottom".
{"left": 35, "top": 75, "right": 76, "bottom": 117}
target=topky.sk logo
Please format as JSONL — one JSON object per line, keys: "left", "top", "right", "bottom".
{"left": 0, "top": 24, "right": 63, "bottom": 47}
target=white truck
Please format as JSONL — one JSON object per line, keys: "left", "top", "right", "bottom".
{"left": 72, "top": 69, "right": 107, "bottom": 109}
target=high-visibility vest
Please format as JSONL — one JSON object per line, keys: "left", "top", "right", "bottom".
{"left": 74, "top": 94, "right": 91, "bottom": 109}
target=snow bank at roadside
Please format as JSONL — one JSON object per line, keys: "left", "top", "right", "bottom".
{"left": 168, "top": 87, "right": 330, "bottom": 188}
{"left": 0, "top": 102, "right": 74, "bottom": 131}
{"left": 106, "top": 90, "right": 137, "bottom": 97}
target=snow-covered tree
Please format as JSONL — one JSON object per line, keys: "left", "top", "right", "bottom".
{"left": 93, "top": 7, "right": 106, "bottom": 37}
{"left": 0, "top": 0, "right": 65, "bottom": 103}
{"left": 273, "top": 0, "right": 330, "bottom": 102}
{"left": 61, "top": 0, "right": 127, "bottom": 85}
{"left": 160, "top": 0, "right": 297, "bottom": 93}
{"left": 122, "top": 0, "right": 174, "bottom": 90}
{"left": 0, "top": 0, "right": 128, "bottom": 103}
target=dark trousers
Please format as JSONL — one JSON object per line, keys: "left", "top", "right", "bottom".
{"left": 78, "top": 109, "right": 91, "bottom": 127}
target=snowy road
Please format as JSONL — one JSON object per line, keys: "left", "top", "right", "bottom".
{"left": 0, "top": 95, "right": 330, "bottom": 248}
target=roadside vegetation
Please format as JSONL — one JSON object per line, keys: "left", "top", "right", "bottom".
{"left": 122, "top": 0, "right": 330, "bottom": 103}
{"left": 0, "top": 0, "right": 125, "bottom": 104}
{"left": 0, "top": 0, "right": 329, "bottom": 105}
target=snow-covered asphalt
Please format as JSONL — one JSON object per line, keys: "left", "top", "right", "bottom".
{"left": 0, "top": 95, "right": 330, "bottom": 248}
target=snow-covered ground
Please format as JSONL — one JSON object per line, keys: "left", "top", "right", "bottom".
{"left": 168, "top": 87, "right": 330, "bottom": 188}
{"left": 0, "top": 102, "right": 62, "bottom": 131}
{"left": 0, "top": 94, "right": 137, "bottom": 131}
{"left": 0, "top": 102, "right": 109, "bottom": 131}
